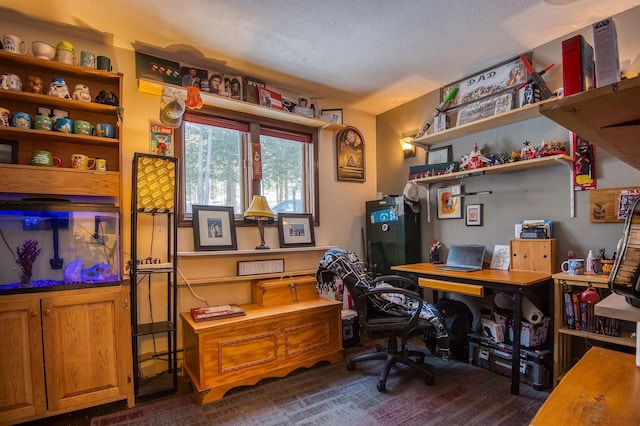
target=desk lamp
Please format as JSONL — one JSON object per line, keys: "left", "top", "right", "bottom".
{"left": 244, "top": 195, "right": 275, "bottom": 249}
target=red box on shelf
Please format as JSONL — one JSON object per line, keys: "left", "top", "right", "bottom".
{"left": 561, "top": 34, "right": 595, "bottom": 96}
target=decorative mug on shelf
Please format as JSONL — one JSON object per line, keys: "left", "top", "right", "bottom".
{"left": 2, "top": 34, "right": 28, "bottom": 54}
{"left": 32, "top": 150, "right": 62, "bottom": 167}
{"left": 71, "top": 154, "right": 96, "bottom": 170}
{"left": 11, "top": 112, "right": 32, "bottom": 129}
{"left": 561, "top": 258, "right": 584, "bottom": 276}
{"left": 34, "top": 115, "right": 54, "bottom": 131}
{"left": 593, "top": 259, "right": 615, "bottom": 277}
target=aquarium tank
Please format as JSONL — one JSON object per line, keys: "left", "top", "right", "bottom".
{"left": 0, "top": 200, "right": 120, "bottom": 293}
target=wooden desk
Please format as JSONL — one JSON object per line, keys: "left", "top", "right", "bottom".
{"left": 531, "top": 347, "right": 640, "bottom": 425}
{"left": 392, "top": 263, "right": 552, "bottom": 395}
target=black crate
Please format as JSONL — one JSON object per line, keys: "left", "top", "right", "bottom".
{"left": 468, "top": 333, "right": 552, "bottom": 391}
{"left": 342, "top": 314, "right": 360, "bottom": 348}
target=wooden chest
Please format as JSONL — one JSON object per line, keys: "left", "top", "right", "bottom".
{"left": 510, "top": 238, "right": 558, "bottom": 273}
{"left": 252, "top": 276, "right": 318, "bottom": 306}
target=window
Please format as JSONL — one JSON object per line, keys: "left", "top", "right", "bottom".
{"left": 175, "top": 108, "right": 318, "bottom": 225}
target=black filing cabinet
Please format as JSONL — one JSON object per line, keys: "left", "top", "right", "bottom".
{"left": 365, "top": 196, "right": 421, "bottom": 275}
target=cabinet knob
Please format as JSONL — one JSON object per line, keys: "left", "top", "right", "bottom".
{"left": 44, "top": 308, "right": 51, "bottom": 316}
{"left": 31, "top": 310, "right": 39, "bottom": 317}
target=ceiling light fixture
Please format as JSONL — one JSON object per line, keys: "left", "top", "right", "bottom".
{"left": 543, "top": 0, "right": 579, "bottom": 5}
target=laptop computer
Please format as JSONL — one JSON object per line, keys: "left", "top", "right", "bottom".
{"left": 434, "top": 244, "right": 485, "bottom": 272}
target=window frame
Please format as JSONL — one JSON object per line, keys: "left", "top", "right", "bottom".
{"left": 174, "top": 105, "right": 320, "bottom": 227}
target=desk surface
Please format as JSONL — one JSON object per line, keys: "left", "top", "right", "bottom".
{"left": 531, "top": 347, "right": 640, "bottom": 425}
{"left": 392, "top": 263, "right": 551, "bottom": 286}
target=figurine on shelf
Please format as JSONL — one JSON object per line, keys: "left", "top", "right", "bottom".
{"left": 459, "top": 143, "right": 491, "bottom": 171}
{"left": 47, "top": 77, "right": 70, "bottom": 99}
{"left": 520, "top": 140, "right": 536, "bottom": 160}
{"left": 72, "top": 84, "right": 92, "bottom": 102}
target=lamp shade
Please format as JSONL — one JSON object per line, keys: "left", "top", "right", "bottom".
{"left": 244, "top": 195, "right": 275, "bottom": 220}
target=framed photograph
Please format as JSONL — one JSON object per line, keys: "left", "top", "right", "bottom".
{"left": 278, "top": 213, "right": 315, "bottom": 248}
{"left": 192, "top": 205, "right": 237, "bottom": 251}
{"left": 336, "top": 126, "right": 365, "bottom": 182}
{"left": 427, "top": 145, "right": 452, "bottom": 165}
{"left": 0, "top": 140, "right": 18, "bottom": 164}
{"left": 320, "top": 108, "right": 343, "bottom": 124}
{"left": 436, "top": 185, "right": 462, "bottom": 219}
{"left": 466, "top": 203, "right": 483, "bottom": 226}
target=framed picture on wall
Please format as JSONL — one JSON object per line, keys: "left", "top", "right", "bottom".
{"left": 436, "top": 185, "right": 462, "bottom": 219}
{"left": 336, "top": 126, "right": 365, "bottom": 182}
{"left": 192, "top": 205, "right": 237, "bottom": 251}
{"left": 466, "top": 203, "right": 483, "bottom": 226}
{"left": 427, "top": 145, "right": 452, "bottom": 165}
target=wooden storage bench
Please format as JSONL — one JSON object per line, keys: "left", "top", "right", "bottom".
{"left": 180, "top": 297, "right": 343, "bottom": 404}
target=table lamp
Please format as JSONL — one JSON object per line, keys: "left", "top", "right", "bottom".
{"left": 244, "top": 195, "right": 275, "bottom": 249}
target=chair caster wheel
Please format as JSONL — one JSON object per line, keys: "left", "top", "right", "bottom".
{"left": 425, "top": 375, "right": 435, "bottom": 386}
{"left": 346, "top": 361, "right": 355, "bottom": 371}
{"left": 377, "top": 381, "right": 386, "bottom": 392}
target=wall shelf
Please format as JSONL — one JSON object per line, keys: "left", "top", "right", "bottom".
{"left": 539, "top": 76, "right": 640, "bottom": 171}
{"left": 177, "top": 245, "right": 336, "bottom": 257}
{"left": 138, "top": 78, "right": 345, "bottom": 131}
{"left": 412, "top": 154, "right": 573, "bottom": 185}
{"left": 413, "top": 154, "right": 575, "bottom": 220}
{"left": 412, "top": 98, "right": 558, "bottom": 147}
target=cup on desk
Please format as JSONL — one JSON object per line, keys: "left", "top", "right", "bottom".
{"left": 561, "top": 258, "right": 584, "bottom": 275}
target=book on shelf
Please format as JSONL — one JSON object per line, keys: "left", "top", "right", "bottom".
{"left": 563, "top": 290, "right": 575, "bottom": 329}
{"left": 561, "top": 34, "right": 594, "bottom": 96}
{"left": 191, "top": 304, "right": 246, "bottom": 322}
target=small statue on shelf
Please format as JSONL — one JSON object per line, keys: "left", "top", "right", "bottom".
{"left": 459, "top": 143, "right": 491, "bottom": 171}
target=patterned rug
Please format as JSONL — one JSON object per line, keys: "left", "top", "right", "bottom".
{"left": 91, "top": 341, "right": 549, "bottom": 426}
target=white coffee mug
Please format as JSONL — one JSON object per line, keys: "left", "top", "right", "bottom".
{"left": 56, "top": 49, "right": 77, "bottom": 65}
{"left": 2, "top": 34, "right": 28, "bottom": 55}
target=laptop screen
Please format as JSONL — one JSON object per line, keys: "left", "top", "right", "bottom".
{"left": 446, "top": 244, "right": 485, "bottom": 268}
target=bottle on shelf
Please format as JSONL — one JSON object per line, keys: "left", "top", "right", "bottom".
{"left": 586, "top": 250, "right": 595, "bottom": 273}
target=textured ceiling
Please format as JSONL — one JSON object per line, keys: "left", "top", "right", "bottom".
{"left": 3, "top": 0, "right": 640, "bottom": 115}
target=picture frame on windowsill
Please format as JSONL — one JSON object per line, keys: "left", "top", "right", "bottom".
{"left": 192, "top": 205, "right": 237, "bottom": 251}
{"left": 278, "top": 213, "right": 315, "bottom": 248}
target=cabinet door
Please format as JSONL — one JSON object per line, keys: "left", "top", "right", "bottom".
{"left": 0, "top": 297, "right": 46, "bottom": 422}
{"left": 41, "top": 288, "right": 131, "bottom": 411}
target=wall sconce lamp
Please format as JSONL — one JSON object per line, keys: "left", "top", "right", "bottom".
{"left": 400, "top": 137, "right": 416, "bottom": 158}
{"left": 244, "top": 195, "right": 275, "bottom": 249}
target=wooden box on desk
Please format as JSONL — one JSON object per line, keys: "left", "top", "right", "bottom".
{"left": 510, "top": 238, "right": 558, "bottom": 273}
{"left": 252, "top": 276, "right": 318, "bottom": 306}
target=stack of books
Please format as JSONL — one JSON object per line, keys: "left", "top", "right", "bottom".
{"left": 563, "top": 289, "right": 619, "bottom": 336}
{"left": 191, "top": 304, "right": 246, "bottom": 322}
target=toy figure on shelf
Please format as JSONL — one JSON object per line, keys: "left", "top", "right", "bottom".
{"left": 459, "top": 143, "right": 491, "bottom": 170}
{"left": 520, "top": 140, "right": 536, "bottom": 160}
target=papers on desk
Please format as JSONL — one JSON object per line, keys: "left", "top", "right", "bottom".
{"left": 490, "top": 245, "right": 510, "bottom": 270}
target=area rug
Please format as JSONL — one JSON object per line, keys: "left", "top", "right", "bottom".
{"left": 92, "top": 345, "right": 548, "bottom": 426}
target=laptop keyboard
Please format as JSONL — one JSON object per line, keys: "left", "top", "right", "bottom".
{"left": 435, "top": 265, "right": 480, "bottom": 272}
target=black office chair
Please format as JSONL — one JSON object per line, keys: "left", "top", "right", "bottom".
{"left": 316, "top": 248, "right": 442, "bottom": 392}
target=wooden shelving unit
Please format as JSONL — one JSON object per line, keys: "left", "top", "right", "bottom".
{"left": 539, "top": 76, "right": 640, "bottom": 171}
{"left": 412, "top": 98, "right": 558, "bottom": 147}
{"left": 138, "top": 78, "right": 345, "bottom": 131}
{"left": 552, "top": 273, "right": 636, "bottom": 387}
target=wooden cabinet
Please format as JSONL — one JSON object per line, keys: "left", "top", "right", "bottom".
{"left": 0, "top": 286, "right": 133, "bottom": 424}
{"left": 510, "top": 238, "right": 558, "bottom": 273}
{"left": 551, "top": 273, "right": 635, "bottom": 388}
{"left": 181, "top": 298, "right": 343, "bottom": 404}
{"left": 0, "top": 51, "right": 122, "bottom": 200}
